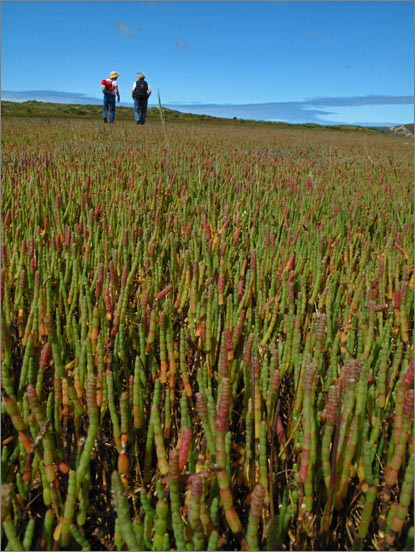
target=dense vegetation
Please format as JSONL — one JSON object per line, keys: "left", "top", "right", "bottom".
{"left": 1, "top": 100, "right": 212, "bottom": 123}
{"left": 1, "top": 108, "right": 413, "bottom": 551}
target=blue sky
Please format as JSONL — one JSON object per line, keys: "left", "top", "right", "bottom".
{"left": 2, "top": 1, "right": 414, "bottom": 126}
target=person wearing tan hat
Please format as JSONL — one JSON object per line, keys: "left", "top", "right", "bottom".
{"left": 101, "top": 71, "right": 121, "bottom": 123}
{"left": 131, "top": 72, "right": 152, "bottom": 125}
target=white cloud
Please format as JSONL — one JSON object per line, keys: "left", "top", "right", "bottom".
{"left": 114, "top": 21, "right": 136, "bottom": 37}
{"left": 175, "top": 38, "right": 189, "bottom": 50}
{"left": 2, "top": 90, "right": 412, "bottom": 126}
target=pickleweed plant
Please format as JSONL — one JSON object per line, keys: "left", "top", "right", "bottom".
{"left": 1, "top": 115, "right": 413, "bottom": 551}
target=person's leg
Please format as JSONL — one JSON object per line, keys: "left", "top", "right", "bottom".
{"left": 140, "top": 101, "right": 147, "bottom": 124}
{"left": 109, "top": 96, "right": 116, "bottom": 123}
{"left": 134, "top": 99, "right": 140, "bottom": 123}
{"left": 103, "top": 95, "right": 109, "bottom": 122}
{"left": 138, "top": 100, "right": 143, "bottom": 123}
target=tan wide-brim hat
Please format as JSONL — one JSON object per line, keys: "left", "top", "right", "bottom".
{"left": 136, "top": 72, "right": 145, "bottom": 79}
{"left": 109, "top": 71, "right": 120, "bottom": 79}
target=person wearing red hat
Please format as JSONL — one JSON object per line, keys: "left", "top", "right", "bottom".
{"left": 101, "top": 71, "right": 120, "bottom": 123}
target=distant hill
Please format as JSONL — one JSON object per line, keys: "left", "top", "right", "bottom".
{"left": 0, "top": 100, "right": 205, "bottom": 123}
{"left": 1, "top": 100, "right": 412, "bottom": 136}
{"left": 382, "top": 124, "right": 414, "bottom": 137}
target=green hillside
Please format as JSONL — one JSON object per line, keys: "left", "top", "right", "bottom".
{"left": 1, "top": 99, "right": 382, "bottom": 133}
{"left": 1, "top": 100, "right": 201, "bottom": 122}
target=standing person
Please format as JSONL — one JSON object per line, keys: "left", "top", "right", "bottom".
{"left": 131, "top": 72, "right": 152, "bottom": 125}
{"left": 101, "top": 71, "right": 120, "bottom": 123}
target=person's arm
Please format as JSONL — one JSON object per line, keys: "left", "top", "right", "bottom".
{"left": 115, "top": 83, "right": 120, "bottom": 102}
{"left": 147, "top": 85, "right": 152, "bottom": 98}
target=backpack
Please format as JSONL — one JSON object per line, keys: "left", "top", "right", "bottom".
{"left": 101, "top": 79, "right": 114, "bottom": 94}
{"left": 134, "top": 80, "right": 148, "bottom": 100}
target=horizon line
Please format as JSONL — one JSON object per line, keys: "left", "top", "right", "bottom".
{"left": 2, "top": 90, "right": 413, "bottom": 127}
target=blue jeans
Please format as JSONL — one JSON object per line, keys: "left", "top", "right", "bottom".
{"left": 103, "top": 94, "right": 116, "bottom": 123}
{"left": 134, "top": 99, "right": 148, "bottom": 124}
